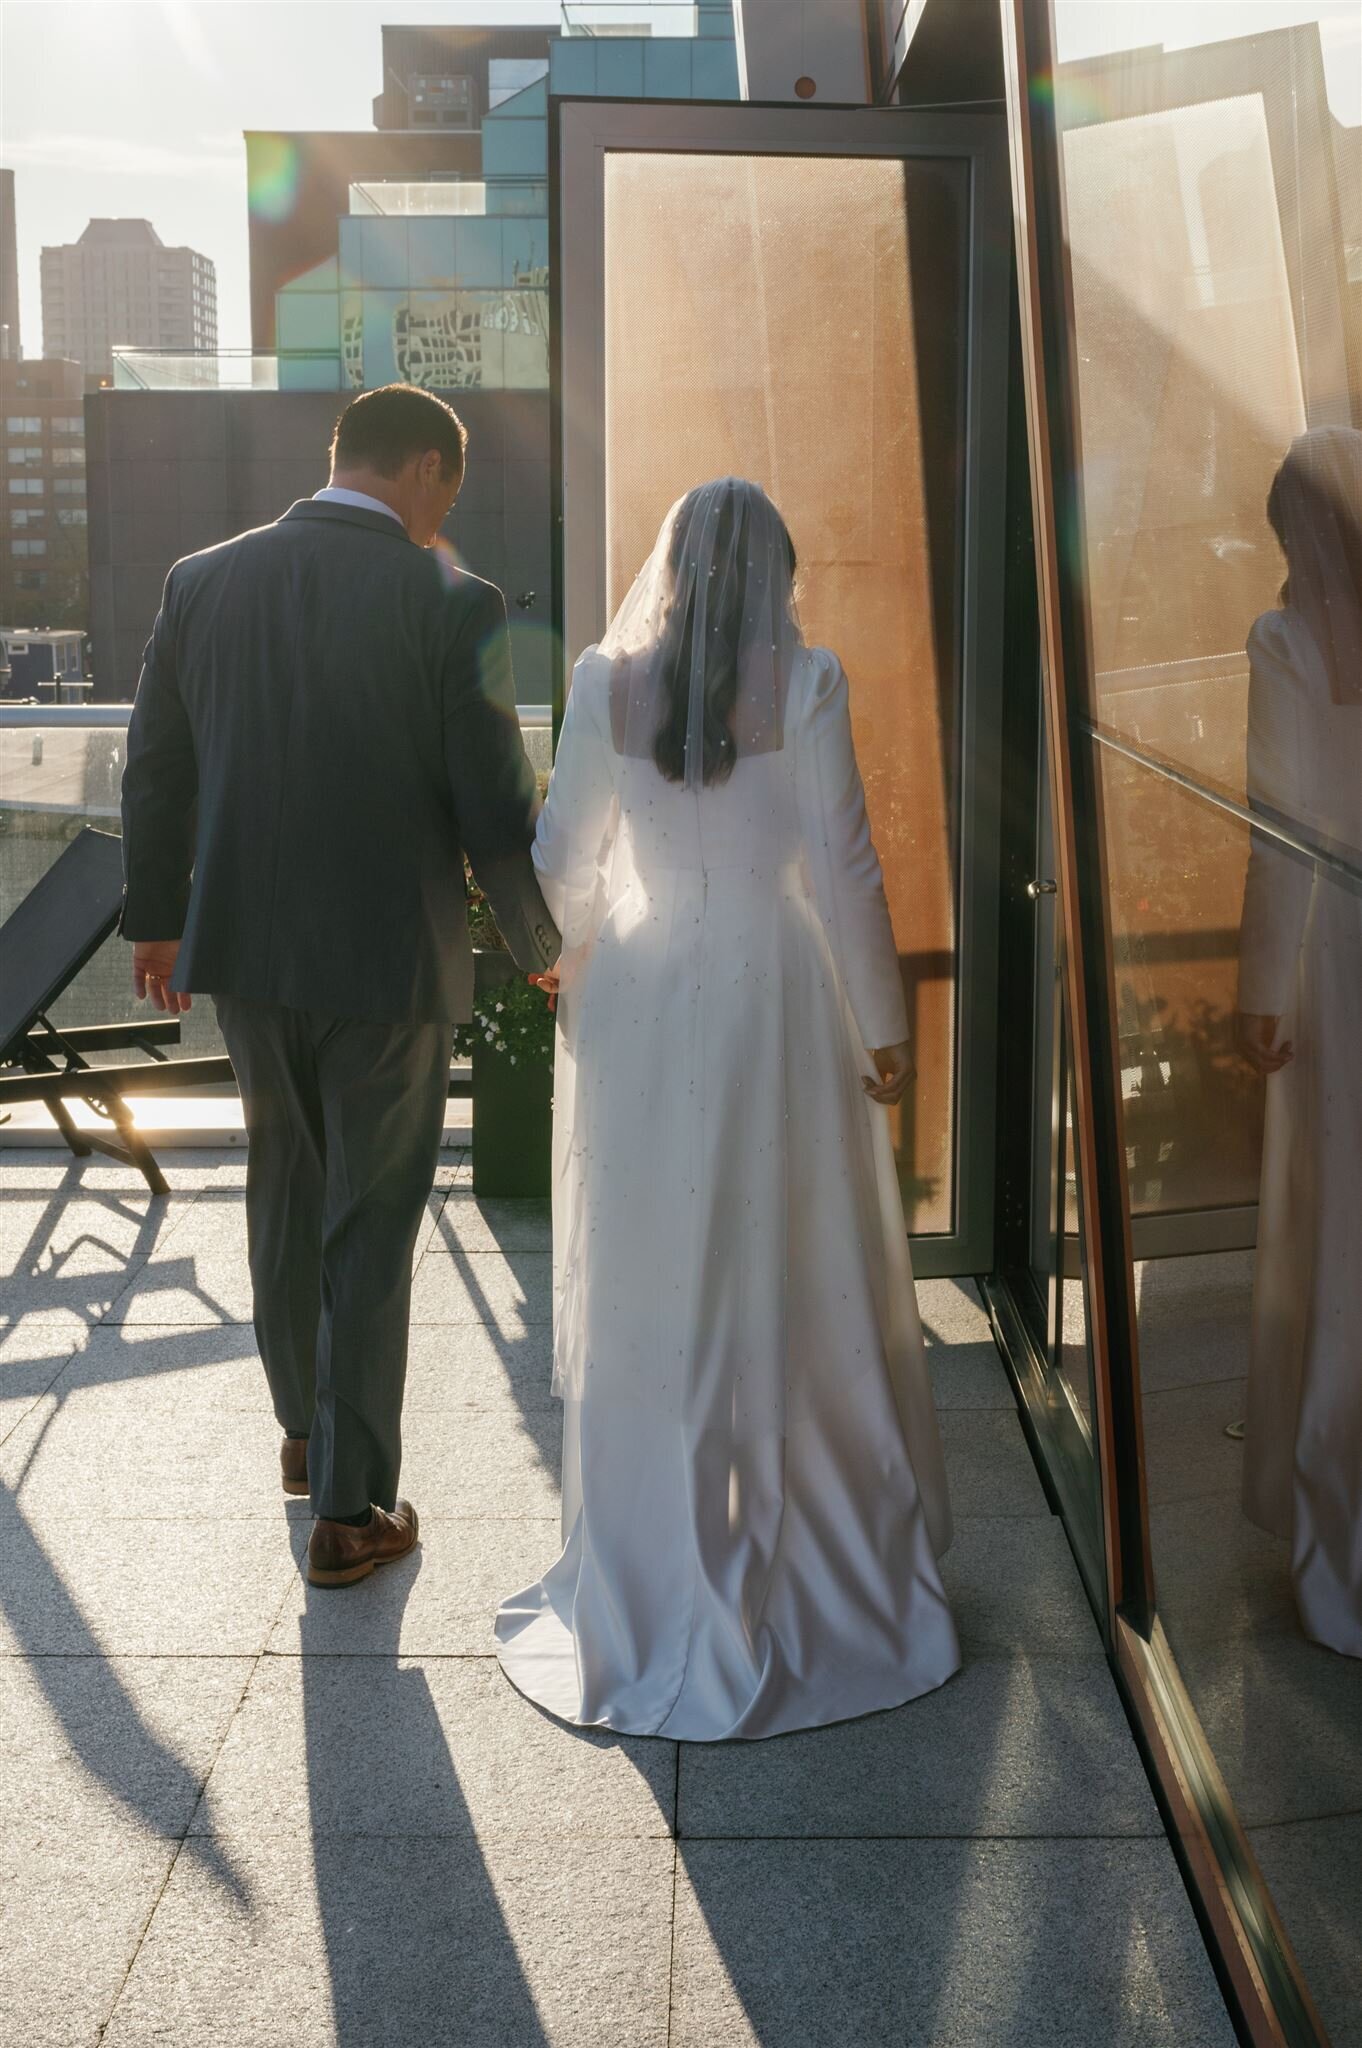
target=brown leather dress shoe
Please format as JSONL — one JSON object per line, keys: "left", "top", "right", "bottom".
{"left": 307, "top": 1500, "right": 420, "bottom": 1588}
{"left": 281, "top": 1436, "right": 309, "bottom": 1497}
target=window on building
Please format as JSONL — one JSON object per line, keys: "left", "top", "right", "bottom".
{"left": 7, "top": 479, "right": 42, "bottom": 495}
{"left": 10, "top": 539, "right": 47, "bottom": 556}
{"left": 6, "top": 416, "right": 41, "bottom": 433}
{"left": 56, "top": 508, "right": 88, "bottom": 526}
{"left": 54, "top": 479, "right": 84, "bottom": 497}
{"left": 488, "top": 58, "right": 550, "bottom": 108}
{"left": 51, "top": 416, "right": 83, "bottom": 434}
{"left": 15, "top": 571, "right": 47, "bottom": 590}
{"left": 6, "top": 447, "right": 42, "bottom": 464}
{"left": 409, "top": 73, "right": 474, "bottom": 127}
{"left": 9, "top": 509, "right": 44, "bottom": 527}
{"left": 51, "top": 448, "right": 84, "bottom": 466}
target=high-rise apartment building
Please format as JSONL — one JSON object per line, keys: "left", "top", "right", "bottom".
{"left": 40, "top": 219, "right": 217, "bottom": 382}
{"left": 0, "top": 353, "right": 88, "bottom": 630}
{"left": 0, "top": 170, "right": 20, "bottom": 363}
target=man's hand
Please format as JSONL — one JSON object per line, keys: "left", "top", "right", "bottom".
{"left": 132, "top": 940, "right": 191, "bottom": 1013}
{"left": 863, "top": 1039, "right": 915, "bottom": 1106}
{"left": 1236, "top": 1012, "right": 1292, "bottom": 1076}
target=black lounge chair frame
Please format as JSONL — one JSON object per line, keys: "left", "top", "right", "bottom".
{"left": 0, "top": 828, "right": 234, "bottom": 1195}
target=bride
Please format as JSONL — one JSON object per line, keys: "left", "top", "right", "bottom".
{"left": 495, "top": 477, "right": 960, "bottom": 1739}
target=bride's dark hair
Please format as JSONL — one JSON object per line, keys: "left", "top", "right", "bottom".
{"left": 652, "top": 481, "right": 798, "bottom": 787}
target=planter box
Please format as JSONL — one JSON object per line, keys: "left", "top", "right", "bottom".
{"left": 471, "top": 949, "right": 552, "bottom": 1199}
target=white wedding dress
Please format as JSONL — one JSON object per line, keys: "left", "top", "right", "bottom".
{"left": 1239, "top": 605, "right": 1362, "bottom": 1657}
{"left": 495, "top": 481, "right": 959, "bottom": 1739}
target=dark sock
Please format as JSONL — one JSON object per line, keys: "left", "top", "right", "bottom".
{"left": 328, "top": 1506, "right": 373, "bottom": 1528}
{"left": 285, "top": 1432, "right": 308, "bottom": 1442}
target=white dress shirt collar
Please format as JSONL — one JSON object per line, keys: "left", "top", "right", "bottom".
{"left": 311, "top": 486, "right": 404, "bottom": 527}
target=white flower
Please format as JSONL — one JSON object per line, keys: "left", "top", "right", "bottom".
{"left": 495, "top": 1002, "right": 505, "bottom": 1013}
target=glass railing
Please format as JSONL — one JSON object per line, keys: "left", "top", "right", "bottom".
{"left": 347, "top": 180, "right": 548, "bottom": 218}
{"left": 560, "top": 3, "right": 703, "bottom": 31}
{"left": 0, "top": 705, "right": 551, "bottom": 1075}
{"left": 111, "top": 350, "right": 349, "bottom": 392}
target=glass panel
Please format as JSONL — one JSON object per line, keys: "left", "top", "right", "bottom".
{"left": 1051, "top": 3, "right": 1362, "bottom": 2032}
{"left": 0, "top": 726, "right": 228, "bottom": 1062}
{"left": 1098, "top": 746, "right": 1262, "bottom": 1218}
{"left": 602, "top": 151, "right": 966, "bottom": 1234}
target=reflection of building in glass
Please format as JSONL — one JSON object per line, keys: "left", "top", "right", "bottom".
{"left": 275, "top": 177, "right": 551, "bottom": 394}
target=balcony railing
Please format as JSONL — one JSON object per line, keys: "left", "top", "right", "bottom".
{"left": 0, "top": 704, "right": 552, "bottom": 1097}
{"left": 111, "top": 350, "right": 348, "bottom": 392}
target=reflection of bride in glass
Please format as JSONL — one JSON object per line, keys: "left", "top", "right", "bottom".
{"left": 1237, "top": 426, "right": 1362, "bottom": 1657}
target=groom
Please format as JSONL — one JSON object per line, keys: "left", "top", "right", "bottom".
{"left": 120, "top": 382, "right": 559, "bottom": 1586}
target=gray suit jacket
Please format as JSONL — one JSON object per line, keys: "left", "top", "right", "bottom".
{"left": 120, "top": 498, "right": 559, "bottom": 1024}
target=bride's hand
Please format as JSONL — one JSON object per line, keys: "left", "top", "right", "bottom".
{"left": 863, "top": 1040, "right": 915, "bottom": 1106}
{"left": 529, "top": 962, "right": 562, "bottom": 1012}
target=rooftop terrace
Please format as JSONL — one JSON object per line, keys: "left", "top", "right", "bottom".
{"left": 0, "top": 1143, "right": 1234, "bottom": 2046}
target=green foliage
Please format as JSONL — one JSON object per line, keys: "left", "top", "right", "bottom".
{"left": 454, "top": 971, "right": 556, "bottom": 1071}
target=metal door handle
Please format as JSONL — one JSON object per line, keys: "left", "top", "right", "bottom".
{"left": 1027, "top": 878, "right": 1057, "bottom": 898}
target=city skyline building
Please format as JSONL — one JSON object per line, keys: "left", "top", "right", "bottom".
{"left": 0, "top": 352, "right": 88, "bottom": 632}
{"left": 0, "top": 170, "right": 20, "bottom": 363}
{"left": 40, "top": 218, "right": 218, "bottom": 383}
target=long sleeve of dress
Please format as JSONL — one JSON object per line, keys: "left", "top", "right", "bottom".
{"left": 795, "top": 649, "right": 909, "bottom": 1052}
{"left": 1238, "top": 612, "right": 1316, "bottom": 1017}
{"left": 533, "top": 655, "right": 619, "bottom": 949}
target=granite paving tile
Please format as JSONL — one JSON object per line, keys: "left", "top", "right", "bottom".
{"left": 102, "top": 1834, "right": 674, "bottom": 2048}
{"left": 676, "top": 1655, "right": 1162, "bottom": 1840}
{"left": 0, "top": 1827, "right": 181, "bottom": 2048}
{"left": 1250, "top": 1815, "right": 1362, "bottom": 2048}
{"left": 941, "top": 1515, "right": 1102, "bottom": 1660}
{"left": 266, "top": 1517, "right": 560, "bottom": 1659}
{"left": 430, "top": 1193, "right": 554, "bottom": 1255}
{"left": 190, "top": 1655, "right": 674, "bottom": 1841}
{"left": 670, "top": 1838, "right": 1235, "bottom": 2048}
{"left": 0, "top": 1393, "right": 293, "bottom": 1519}
{"left": 0, "top": 1653, "right": 253, "bottom": 1836}
{"left": 938, "top": 1407, "right": 1052, "bottom": 1518}
{"left": 0, "top": 1510, "right": 296, "bottom": 1658}
{"left": 409, "top": 1247, "right": 553, "bottom": 1327}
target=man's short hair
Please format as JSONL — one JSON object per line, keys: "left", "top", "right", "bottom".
{"left": 330, "top": 384, "right": 468, "bottom": 483}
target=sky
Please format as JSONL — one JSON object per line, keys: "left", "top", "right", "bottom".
{"left": 1, "top": 0, "right": 1358, "bottom": 364}
{"left": 0, "top": 1, "right": 565, "bottom": 358}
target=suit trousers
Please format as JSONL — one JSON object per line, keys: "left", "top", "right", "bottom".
{"left": 214, "top": 994, "right": 451, "bottom": 1519}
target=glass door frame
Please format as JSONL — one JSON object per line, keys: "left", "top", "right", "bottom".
{"left": 551, "top": 96, "right": 1012, "bottom": 1278}
{"left": 998, "top": 1, "right": 1331, "bottom": 2039}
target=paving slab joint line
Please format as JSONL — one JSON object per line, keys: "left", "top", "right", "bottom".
{"left": 96, "top": 1524, "right": 303, "bottom": 2039}
{"left": 0, "top": 1330, "right": 85, "bottom": 1456}
{"left": 665, "top": 1742, "right": 682, "bottom": 2048}
{"left": 666, "top": 1829, "right": 1169, "bottom": 1844}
